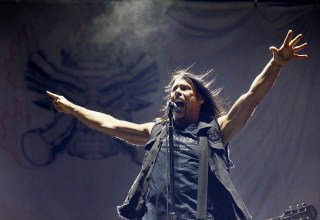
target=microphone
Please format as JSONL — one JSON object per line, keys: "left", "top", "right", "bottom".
{"left": 167, "top": 101, "right": 177, "bottom": 110}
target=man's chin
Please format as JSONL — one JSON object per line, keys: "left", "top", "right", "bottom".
{"left": 173, "top": 112, "right": 185, "bottom": 119}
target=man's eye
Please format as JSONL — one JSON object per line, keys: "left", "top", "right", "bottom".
{"left": 181, "top": 86, "right": 189, "bottom": 91}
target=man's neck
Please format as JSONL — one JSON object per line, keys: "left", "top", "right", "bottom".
{"left": 174, "top": 117, "right": 199, "bottom": 129}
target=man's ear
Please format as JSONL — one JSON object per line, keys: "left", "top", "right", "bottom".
{"left": 198, "top": 95, "right": 204, "bottom": 105}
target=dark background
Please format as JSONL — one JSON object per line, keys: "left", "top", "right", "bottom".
{"left": 0, "top": 1, "right": 319, "bottom": 219}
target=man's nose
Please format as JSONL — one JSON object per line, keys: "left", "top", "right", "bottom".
{"left": 174, "top": 88, "right": 182, "bottom": 97}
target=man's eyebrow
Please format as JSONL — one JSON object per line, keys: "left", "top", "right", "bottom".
{"left": 172, "top": 83, "right": 191, "bottom": 90}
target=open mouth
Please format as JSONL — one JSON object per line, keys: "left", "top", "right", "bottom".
{"left": 174, "top": 99, "right": 186, "bottom": 108}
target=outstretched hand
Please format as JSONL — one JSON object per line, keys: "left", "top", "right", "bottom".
{"left": 46, "top": 91, "right": 74, "bottom": 114}
{"left": 269, "top": 30, "right": 308, "bottom": 66}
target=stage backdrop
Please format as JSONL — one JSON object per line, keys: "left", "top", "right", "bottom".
{"left": 0, "top": 1, "right": 319, "bottom": 220}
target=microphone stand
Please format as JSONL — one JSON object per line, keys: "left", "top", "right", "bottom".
{"left": 168, "top": 102, "right": 176, "bottom": 220}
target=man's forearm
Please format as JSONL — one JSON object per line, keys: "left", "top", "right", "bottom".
{"left": 69, "top": 104, "right": 152, "bottom": 145}
{"left": 247, "top": 58, "right": 283, "bottom": 105}
{"left": 70, "top": 104, "right": 116, "bottom": 133}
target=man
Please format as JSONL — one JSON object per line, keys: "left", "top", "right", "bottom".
{"left": 47, "top": 30, "right": 307, "bottom": 219}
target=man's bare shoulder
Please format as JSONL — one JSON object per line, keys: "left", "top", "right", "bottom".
{"left": 217, "top": 115, "right": 227, "bottom": 128}
{"left": 141, "top": 122, "right": 157, "bottom": 135}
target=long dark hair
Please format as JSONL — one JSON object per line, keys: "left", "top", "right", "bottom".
{"left": 160, "top": 68, "right": 227, "bottom": 122}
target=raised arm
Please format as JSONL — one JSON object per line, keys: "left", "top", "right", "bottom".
{"left": 218, "top": 30, "right": 308, "bottom": 146}
{"left": 46, "top": 91, "right": 155, "bottom": 146}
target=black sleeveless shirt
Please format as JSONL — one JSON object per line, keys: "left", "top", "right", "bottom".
{"left": 117, "top": 120, "right": 252, "bottom": 220}
{"left": 142, "top": 124, "right": 215, "bottom": 219}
